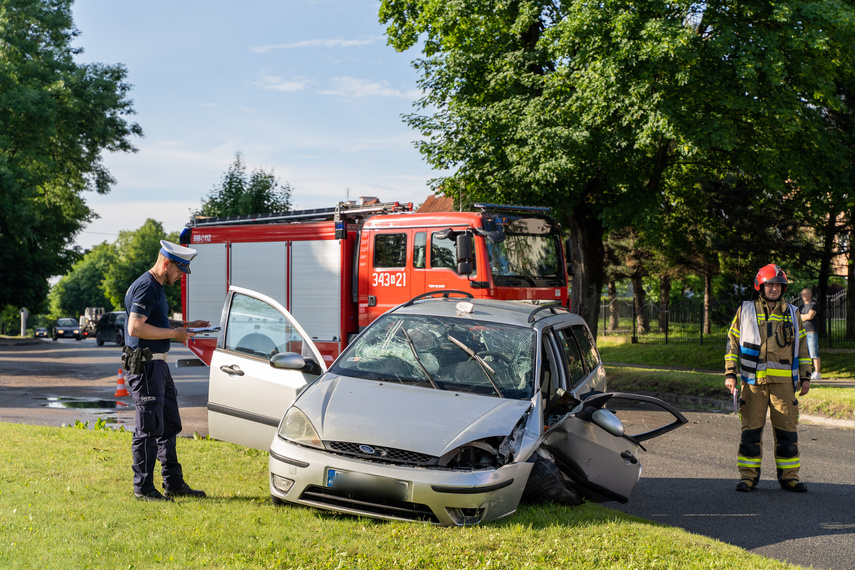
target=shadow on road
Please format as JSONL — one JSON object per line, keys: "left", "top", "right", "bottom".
{"left": 617, "top": 476, "right": 855, "bottom": 565}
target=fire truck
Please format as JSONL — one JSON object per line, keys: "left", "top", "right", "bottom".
{"left": 179, "top": 201, "right": 568, "bottom": 366}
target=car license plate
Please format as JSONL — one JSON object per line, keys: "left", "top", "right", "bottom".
{"left": 326, "top": 469, "right": 408, "bottom": 502}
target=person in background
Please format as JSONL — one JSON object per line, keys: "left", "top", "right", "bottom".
{"left": 799, "top": 288, "right": 821, "bottom": 381}
{"left": 724, "top": 264, "right": 811, "bottom": 493}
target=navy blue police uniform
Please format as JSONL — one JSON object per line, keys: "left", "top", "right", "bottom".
{"left": 124, "top": 271, "right": 186, "bottom": 496}
{"left": 124, "top": 240, "right": 205, "bottom": 500}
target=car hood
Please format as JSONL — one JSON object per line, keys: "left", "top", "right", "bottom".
{"left": 296, "top": 374, "right": 532, "bottom": 457}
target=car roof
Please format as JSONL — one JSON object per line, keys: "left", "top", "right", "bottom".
{"left": 389, "top": 295, "right": 581, "bottom": 330}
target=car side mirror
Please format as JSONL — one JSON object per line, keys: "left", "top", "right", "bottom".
{"left": 270, "top": 352, "right": 307, "bottom": 370}
{"left": 591, "top": 409, "right": 625, "bottom": 437}
{"left": 456, "top": 233, "right": 472, "bottom": 275}
{"left": 435, "top": 228, "right": 455, "bottom": 240}
{"left": 473, "top": 227, "right": 505, "bottom": 243}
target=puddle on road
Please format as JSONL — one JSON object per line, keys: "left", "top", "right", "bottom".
{"left": 37, "top": 397, "right": 131, "bottom": 410}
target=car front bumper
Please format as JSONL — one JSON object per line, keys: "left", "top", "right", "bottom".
{"left": 268, "top": 436, "right": 533, "bottom": 526}
{"left": 54, "top": 330, "right": 79, "bottom": 338}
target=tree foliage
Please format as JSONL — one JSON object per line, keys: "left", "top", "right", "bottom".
{"left": 48, "top": 242, "right": 118, "bottom": 319}
{"left": 380, "top": 0, "right": 855, "bottom": 334}
{"left": 197, "top": 153, "right": 292, "bottom": 217}
{"left": 101, "top": 220, "right": 180, "bottom": 312}
{"left": 0, "top": 0, "right": 142, "bottom": 312}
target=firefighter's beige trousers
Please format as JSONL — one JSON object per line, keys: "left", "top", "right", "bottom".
{"left": 738, "top": 381, "right": 801, "bottom": 484}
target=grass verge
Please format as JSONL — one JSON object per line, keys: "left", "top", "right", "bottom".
{"left": 0, "top": 422, "right": 796, "bottom": 569}
{"left": 606, "top": 366, "right": 855, "bottom": 420}
{"left": 598, "top": 338, "right": 855, "bottom": 379}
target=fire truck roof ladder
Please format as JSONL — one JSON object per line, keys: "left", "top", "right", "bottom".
{"left": 189, "top": 201, "right": 412, "bottom": 228}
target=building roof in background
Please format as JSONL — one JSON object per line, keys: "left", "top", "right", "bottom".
{"left": 416, "top": 195, "right": 455, "bottom": 213}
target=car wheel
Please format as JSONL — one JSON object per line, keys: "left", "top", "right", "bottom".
{"left": 271, "top": 495, "right": 286, "bottom": 506}
{"left": 96, "top": 332, "right": 104, "bottom": 346}
{"left": 116, "top": 332, "right": 124, "bottom": 346}
{"left": 75, "top": 335, "right": 82, "bottom": 341}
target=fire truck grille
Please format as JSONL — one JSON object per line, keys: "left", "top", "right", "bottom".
{"left": 325, "top": 441, "right": 436, "bottom": 466}
{"left": 300, "top": 485, "right": 439, "bottom": 523}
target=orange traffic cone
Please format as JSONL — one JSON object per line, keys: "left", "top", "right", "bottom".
{"left": 114, "top": 368, "right": 130, "bottom": 397}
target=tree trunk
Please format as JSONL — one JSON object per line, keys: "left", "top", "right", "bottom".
{"left": 703, "top": 271, "right": 712, "bottom": 335}
{"left": 607, "top": 280, "right": 620, "bottom": 331}
{"left": 816, "top": 210, "right": 836, "bottom": 340}
{"left": 659, "top": 276, "right": 671, "bottom": 334}
{"left": 631, "top": 275, "right": 649, "bottom": 333}
{"left": 566, "top": 204, "right": 605, "bottom": 338}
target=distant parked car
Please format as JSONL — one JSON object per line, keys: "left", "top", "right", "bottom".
{"left": 34, "top": 327, "right": 49, "bottom": 339}
{"left": 53, "top": 318, "right": 81, "bottom": 341}
{"left": 95, "top": 312, "right": 125, "bottom": 346}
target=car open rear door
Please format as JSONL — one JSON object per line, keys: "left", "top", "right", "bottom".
{"left": 208, "top": 286, "right": 327, "bottom": 450}
{"left": 542, "top": 392, "right": 687, "bottom": 504}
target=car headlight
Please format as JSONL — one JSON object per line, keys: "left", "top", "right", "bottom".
{"left": 278, "top": 407, "right": 324, "bottom": 450}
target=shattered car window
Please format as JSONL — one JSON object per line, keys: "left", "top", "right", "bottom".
{"left": 330, "top": 314, "right": 536, "bottom": 399}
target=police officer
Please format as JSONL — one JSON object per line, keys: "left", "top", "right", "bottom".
{"left": 125, "top": 240, "right": 210, "bottom": 501}
{"left": 725, "top": 264, "right": 812, "bottom": 492}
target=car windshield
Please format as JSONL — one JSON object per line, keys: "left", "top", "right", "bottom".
{"left": 57, "top": 318, "right": 77, "bottom": 326}
{"left": 484, "top": 216, "right": 564, "bottom": 288}
{"left": 330, "top": 314, "right": 536, "bottom": 399}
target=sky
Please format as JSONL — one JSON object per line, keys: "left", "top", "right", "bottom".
{"left": 70, "top": 0, "right": 437, "bottom": 250}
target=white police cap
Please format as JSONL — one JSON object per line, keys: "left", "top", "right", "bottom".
{"left": 160, "top": 240, "right": 197, "bottom": 274}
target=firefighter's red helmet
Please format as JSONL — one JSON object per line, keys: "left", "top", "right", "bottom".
{"left": 754, "top": 264, "right": 788, "bottom": 292}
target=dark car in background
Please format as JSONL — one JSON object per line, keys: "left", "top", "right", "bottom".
{"left": 53, "top": 318, "right": 81, "bottom": 341}
{"left": 95, "top": 311, "right": 125, "bottom": 346}
{"left": 34, "top": 327, "right": 49, "bottom": 339}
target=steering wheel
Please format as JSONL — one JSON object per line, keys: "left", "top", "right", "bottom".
{"left": 475, "top": 351, "right": 513, "bottom": 368}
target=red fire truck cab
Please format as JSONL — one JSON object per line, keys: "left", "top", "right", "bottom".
{"left": 179, "top": 201, "right": 568, "bottom": 366}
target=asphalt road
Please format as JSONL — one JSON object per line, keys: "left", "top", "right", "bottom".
{"left": 2, "top": 339, "right": 853, "bottom": 568}
{"left": 614, "top": 411, "right": 855, "bottom": 570}
{"left": 0, "top": 338, "right": 209, "bottom": 435}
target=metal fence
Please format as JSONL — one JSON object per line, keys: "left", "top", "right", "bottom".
{"left": 599, "top": 290, "right": 855, "bottom": 348}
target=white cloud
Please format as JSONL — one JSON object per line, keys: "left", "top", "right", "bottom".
{"left": 250, "top": 36, "right": 382, "bottom": 53}
{"left": 318, "top": 76, "right": 421, "bottom": 99}
{"left": 255, "top": 72, "right": 312, "bottom": 92}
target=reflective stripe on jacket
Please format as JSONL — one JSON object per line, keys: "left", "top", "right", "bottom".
{"left": 738, "top": 300, "right": 801, "bottom": 388}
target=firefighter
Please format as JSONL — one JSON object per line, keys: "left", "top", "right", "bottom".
{"left": 725, "top": 264, "right": 812, "bottom": 492}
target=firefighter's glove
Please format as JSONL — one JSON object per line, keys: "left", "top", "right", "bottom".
{"left": 725, "top": 374, "right": 738, "bottom": 394}
{"left": 121, "top": 346, "right": 153, "bottom": 374}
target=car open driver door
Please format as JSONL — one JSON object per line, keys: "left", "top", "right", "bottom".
{"left": 207, "top": 286, "right": 327, "bottom": 450}
{"left": 542, "top": 392, "right": 688, "bottom": 504}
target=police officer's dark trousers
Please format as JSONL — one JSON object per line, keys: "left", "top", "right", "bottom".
{"left": 128, "top": 360, "right": 184, "bottom": 494}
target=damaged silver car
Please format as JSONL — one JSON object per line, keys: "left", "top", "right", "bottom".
{"left": 208, "top": 288, "right": 687, "bottom": 526}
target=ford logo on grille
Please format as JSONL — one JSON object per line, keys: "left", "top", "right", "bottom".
{"left": 359, "top": 444, "right": 376, "bottom": 455}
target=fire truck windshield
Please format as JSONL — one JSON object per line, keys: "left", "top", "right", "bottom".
{"left": 483, "top": 216, "right": 564, "bottom": 288}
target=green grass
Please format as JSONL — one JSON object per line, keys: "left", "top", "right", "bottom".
{"left": 599, "top": 338, "right": 855, "bottom": 379}
{"left": 0, "top": 423, "right": 796, "bottom": 569}
{"left": 606, "top": 366, "right": 855, "bottom": 420}
{"left": 605, "top": 366, "right": 725, "bottom": 399}
{"left": 598, "top": 340, "right": 725, "bottom": 371}
{"left": 799, "top": 386, "right": 855, "bottom": 421}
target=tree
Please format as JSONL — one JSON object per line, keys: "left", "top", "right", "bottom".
{"left": 380, "top": 0, "right": 855, "bottom": 335}
{"left": 197, "top": 153, "right": 292, "bottom": 218}
{"left": 0, "top": 0, "right": 142, "bottom": 312}
{"left": 47, "top": 242, "right": 118, "bottom": 319}
{"left": 101, "top": 220, "right": 180, "bottom": 312}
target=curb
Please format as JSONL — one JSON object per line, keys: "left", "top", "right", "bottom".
{"left": 0, "top": 339, "right": 42, "bottom": 347}
{"left": 640, "top": 391, "right": 855, "bottom": 429}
